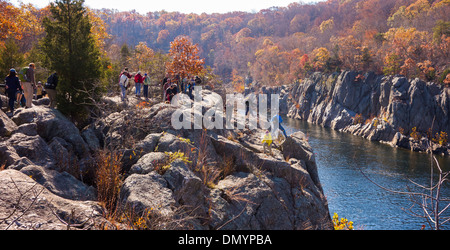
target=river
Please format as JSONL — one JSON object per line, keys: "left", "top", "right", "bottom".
{"left": 282, "top": 116, "right": 450, "bottom": 230}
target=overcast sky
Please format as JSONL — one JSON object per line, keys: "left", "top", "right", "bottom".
{"left": 10, "top": 0, "right": 324, "bottom": 14}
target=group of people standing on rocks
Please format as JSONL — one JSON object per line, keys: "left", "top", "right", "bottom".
{"left": 119, "top": 68, "right": 152, "bottom": 102}
{"left": 118, "top": 67, "right": 202, "bottom": 103}
{"left": 2, "top": 64, "right": 58, "bottom": 116}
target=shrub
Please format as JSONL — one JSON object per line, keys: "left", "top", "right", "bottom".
{"left": 156, "top": 151, "right": 192, "bottom": 175}
{"left": 332, "top": 213, "right": 354, "bottom": 230}
{"left": 96, "top": 150, "right": 123, "bottom": 212}
{"left": 353, "top": 114, "right": 364, "bottom": 125}
{"left": 433, "top": 131, "right": 448, "bottom": 146}
{"left": 410, "top": 127, "right": 422, "bottom": 141}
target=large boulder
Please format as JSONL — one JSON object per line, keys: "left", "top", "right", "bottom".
{"left": 119, "top": 171, "right": 176, "bottom": 216}
{"left": 0, "top": 170, "right": 105, "bottom": 230}
{"left": 163, "top": 159, "right": 209, "bottom": 221}
{"left": 0, "top": 110, "right": 18, "bottom": 137}
{"left": 0, "top": 144, "right": 21, "bottom": 167}
{"left": 121, "top": 133, "right": 163, "bottom": 173}
{"left": 281, "top": 131, "right": 322, "bottom": 191}
{"left": 208, "top": 172, "right": 293, "bottom": 230}
{"left": 129, "top": 152, "right": 168, "bottom": 175}
{"left": 209, "top": 171, "right": 332, "bottom": 230}
{"left": 6, "top": 133, "right": 55, "bottom": 168}
{"left": 18, "top": 165, "right": 96, "bottom": 201}
{"left": 12, "top": 106, "right": 90, "bottom": 159}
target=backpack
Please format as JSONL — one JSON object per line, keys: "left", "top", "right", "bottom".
{"left": 119, "top": 73, "right": 129, "bottom": 88}
{"left": 18, "top": 67, "right": 29, "bottom": 82}
{"left": 45, "top": 73, "right": 58, "bottom": 89}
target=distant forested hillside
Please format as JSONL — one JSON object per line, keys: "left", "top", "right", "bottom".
{"left": 1, "top": 0, "right": 449, "bottom": 87}
{"left": 96, "top": 0, "right": 449, "bottom": 85}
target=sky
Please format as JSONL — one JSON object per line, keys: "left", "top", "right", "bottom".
{"left": 10, "top": 0, "right": 324, "bottom": 14}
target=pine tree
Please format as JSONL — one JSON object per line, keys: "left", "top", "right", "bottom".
{"left": 41, "top": 0, "right": 101, "bottom": 123}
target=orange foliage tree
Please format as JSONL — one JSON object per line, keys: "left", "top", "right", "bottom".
{"left": 0, "top": 2, "right": 45, "bottom": 49}
{"left": 166, "top": 36, "right": 205, "bottom": 79}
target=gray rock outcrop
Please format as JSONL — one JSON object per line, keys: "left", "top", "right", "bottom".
{"left": 0, "top": 89, "right": 333, "bottom": 230}
{"left": 287, "top": 71, "right": 450, "bottom": 154}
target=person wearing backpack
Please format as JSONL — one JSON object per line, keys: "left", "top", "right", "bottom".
{"left": 4, "top": 69, "right": 22, "bottom": 115}
{"left": 22, "top": 63, "right": 36, "bottom": 108}
{"left": 45, "top": 72, "right": 58, "bottom": 108}
{"left": 119, "top": 68, "right": 131, "bottom": 102}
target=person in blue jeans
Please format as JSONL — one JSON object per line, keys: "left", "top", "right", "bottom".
{"left": 143, "top": 73, "right": 151, "bottom": 100}
{"left": 4, "top": 68, "right": 22, "bottom": 115}
{"left": 119, "top": 69, "right": 131, "bottom": 102}
{"left": 134, "top": 72, "right": 143, "bottom": 97}
{"left": 270, "top": 115, "right": 288, "bottom": 139}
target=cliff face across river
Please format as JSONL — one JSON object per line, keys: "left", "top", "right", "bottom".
{"left": 262, "top": 71, "right": 450, "bottom": 155}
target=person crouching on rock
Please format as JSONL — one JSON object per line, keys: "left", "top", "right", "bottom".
{"left": 4, "top": 68, "right": 22, "bottom": 116}
{"left": 262, "top": 130, "right": 273, "bottom": 156}
{"left": 36, "top": 81, "right": 44, "bottom": 100}
{"left": 166, "top": 83, "right": 178, "bottom": 103}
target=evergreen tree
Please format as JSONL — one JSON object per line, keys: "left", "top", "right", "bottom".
{"left": 41, "top": 0, "right": 101, "bottom": 123}
{"left": 120, "top": 43, "right": 131, "bottom": 68}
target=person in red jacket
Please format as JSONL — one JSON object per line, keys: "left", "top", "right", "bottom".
{"left": 134, "top": 71, "right": 143, "bottom": 97}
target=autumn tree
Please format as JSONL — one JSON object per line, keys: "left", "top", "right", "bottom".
{"left": 311, "top": 47, "right": 330, "bottom": 72}
{"left": 86, "top": 8, "right": 111, "bottom": 55}
{"left": 231, "top": 68, "right": 244, "bottom": 92}
{"left": 0, "top": 2, "right": 28, "bottom": 47}
{"left": 433, "top": 20, "right": 450, "bottom": 44}
{"left": 41, "top": 0, "right": 102, "bottom": 123}
{"left": 95, "top": 0, "right": 449, "bottom": 85}
{"left": 129, "top": 42, "right": 154, "bottom": 72}
{"left": 383, "top": 53, "right": 402, "bottom": 76}
{"left": 166, "top": 36, "right": 205, "bottom": 80}
{"left": 157, "top": 29, "right": 170, "bottom": 44}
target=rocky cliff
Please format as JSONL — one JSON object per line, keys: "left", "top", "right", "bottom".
{"left": 286, "top": 71, "right": 450, "bottom": 155}
{"left": 0, "top": 90, "right": 333, "bottom": 230}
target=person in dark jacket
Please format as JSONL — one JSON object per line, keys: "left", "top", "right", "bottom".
{"left": 5, "top": 68, "right": 22, "bottom": 114}
{"left": 45, "top": 72, "right": 58, "bottom": 108}
{"left": 166, "top": 83, "right": 178, "bottom": 103}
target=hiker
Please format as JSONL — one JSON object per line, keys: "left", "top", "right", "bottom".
{"left": 4, "top": 68, "right": 22, "bottom": 115}
{"left": 270, "top": 115, "right": 288, "bottom": 140}
{"left": 187, "top": 77, "right": 195, "bottom": 100}
{"left": 22, "top": 63, "right": 36, "bottom": 108}
{"left": 119, "top": 68, "right": 131, "bottom": 102}
{"left": 143, "top": 73, "right": 151, "bottom": 100}
{"left": 17, "top": 80, "right": 26, "bottom": 108}
{"left": 163, "top": 78, "right": 171, "bottom": 102}
{"left": 261, "top": 130, "right": 273, "bottom": 155}
{"left": 45, "top": 72, "right": 58, "bottom": 108}
{"left": 180, "top": 77, "right": 187, "bottom": 94}
{"left": 166, "top": 83, "right": 178, "bottom": 103}
{"left": 195, "top": 75, "right": 202, "bottom": 85}
{"left": 134, "top": 71, "right": 143, "bottom": 97}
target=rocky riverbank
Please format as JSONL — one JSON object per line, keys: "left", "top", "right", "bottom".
{"left": 0, "top": 90, "right": 333, "bottom": 230}
{"left": 285, "top": 71, "right": 450, "bottom": 155}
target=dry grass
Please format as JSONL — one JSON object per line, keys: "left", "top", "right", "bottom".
{"left": 95, "top": 150, "right": 123, "bottom": 214}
